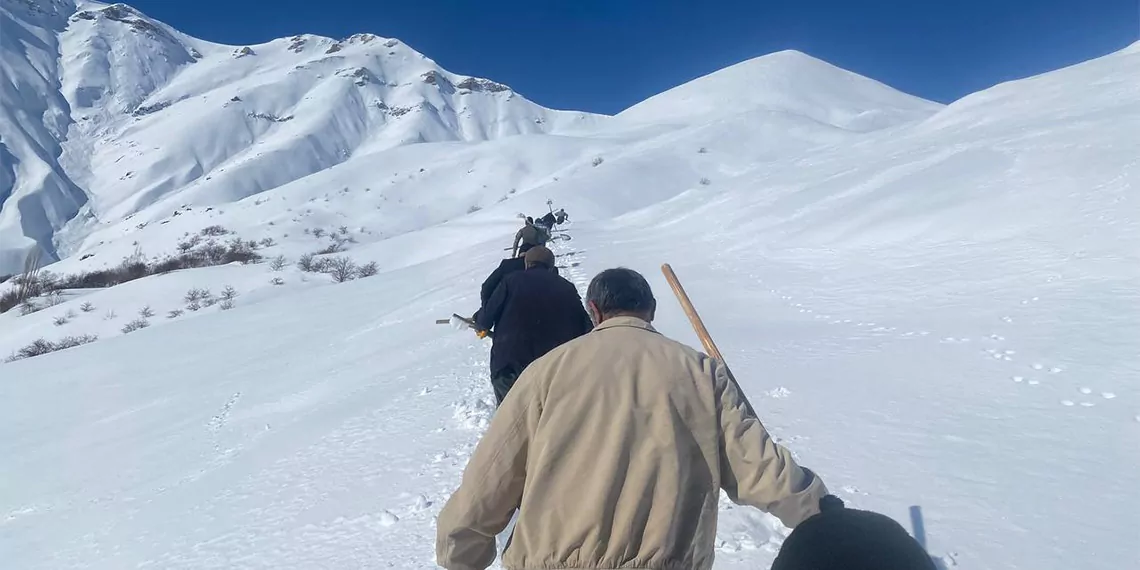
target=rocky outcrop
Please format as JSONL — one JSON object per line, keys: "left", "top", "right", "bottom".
{"left": 456, "top": 77, "right": 510, "bottom": 93}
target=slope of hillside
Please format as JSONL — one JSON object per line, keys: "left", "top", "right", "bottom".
{"left": 0, "top": 0, "right": 87, "bottom": 272}
{"left": 1, "top": 34, "right": 1137, "bottom": 570}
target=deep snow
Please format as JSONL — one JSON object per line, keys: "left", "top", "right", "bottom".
{"left": 1, "top": 2, "right": 1138, "bottom": 570}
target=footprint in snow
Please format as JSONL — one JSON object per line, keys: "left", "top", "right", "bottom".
{"left": 1079, "top": 387, "right": 1092, "bottom": 395}
{"left": 1031, "top": 363, "right": 1044, "bottom": 371}
{"left": 1027, "top": 379, "right": 1040, "bottom": 386}
{"left": 1061, "top": 400, "right": 1075, "bottom": 407}
{"left": 378, "top": 511, "right": 399, "bottom": 526}
{"left": 1012, "top": 376, "right": 1025, "bottom": 383}
{"left": 1049, "top": 367, "right": 1064, "bottom": 374}
{"left": 1102, "top": 392, "right": 1116, "bottom": 400}
{"left": 766, "top": 387, "right": 792, "bottom": 399}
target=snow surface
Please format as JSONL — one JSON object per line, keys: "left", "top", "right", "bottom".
{"left": 1, "top": 2, "right": 1138, "bottom": 569}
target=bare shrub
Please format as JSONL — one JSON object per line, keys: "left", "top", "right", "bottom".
{"left": 317, "top": 242, "right": 343, "bottom": 255}
{"left": 591, "top": 156, "right": 604, "bottom": 167}
{"left": 177, "top": 234, "right": 202, "bottom": 252}
{"left": 325, "top": 256, "right": 358, "bottom": 283}
{"left": 259, "top": 237, "right": 276, "bottom": 248}
{"left": 219, "top": 299, "right": 235, "bottom": 311}
{"left": 337, "top": 225, "right": 349, "bottom": 235}
{"left": 167, "top": 309, "right": 184, "bottom": 319}
{"left": 53, "top": 315, "right": 69, "bottom": 326}
{"left": 2, "top": 250, "right": 43, "bottom": 314}
{"left": 270, "top": 277, "right": 285, "bottom": 286}
{"left": 184, "top": 288, "right": 213, "bottom": 311}
{"left": 297, "top": 253, "right": 316, "bottom": 272}
{"left": 269, "top": 255, "right": 287, "bottom": 271}
{"left": 121, "top": 318, "right": 150, "bottom": 334}
{"left": 698, "top": 147, "right": 708, "bottom": 154}
{"left": 220, "top": 285, "right": 238, "bottom": 301}
{"left": 311, "top": 228, "right": 326, "bottom": 238}
{"left": 80, "top": 301, "right": 95, "bottom": 313}
{"left": 139, "top": 305, "right": 155, "bottom": 318}
{"left": 200, "top": 225, "right": 230, "bottom": 236}
{"left": 19, "top": 299, "right": 39, "bottom": 316}
{"left": 467, "top": 204, "right": 482, "bottom": 213}
{"left": 310, "top": 257, "right": 332, "bottom": 273}
{"left": 184, "top": 288, "right": 205, "bottom": 305}
{"left": 222, "top": 238, "right": 262, "bottom": 265}
{"left": 7, "top": 339, "right": 52, "bottom": 361}
{"left": 4, "top": 335, "right": 99, "bottom": 362}
{"left": 699, "top": 177, "right": 711, "bottom": 186}
{"left": 44, "top": 289, "right": 65, "bottom": 307}
{"left": 356, "top": 261, "right": 379, "bottom": 278}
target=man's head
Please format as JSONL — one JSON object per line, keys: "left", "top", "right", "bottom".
{"left": 585, "top": 268, "right": 656, "bottom": 325}
{"left": 524, "top": 246, "right": 555, "bottom": 270}
{"left": 772, "top": 496, "right": 937, "bottom": 570}
{"left": 525, "top": 216, "right": 534, "bottom": 225}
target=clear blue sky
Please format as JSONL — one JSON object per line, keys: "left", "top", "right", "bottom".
{"left": 129, "top": 0, "right": 1137, "bottom": 114}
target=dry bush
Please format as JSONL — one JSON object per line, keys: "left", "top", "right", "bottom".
{"left": 356, "top": 261, "right": 379, "bottom": 278}
{"left": 121, "top": 318, "right": 150, "bottom": 334}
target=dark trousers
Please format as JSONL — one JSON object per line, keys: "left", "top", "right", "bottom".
{"left": 491, "top": 369, "right": 521, "bottom": 406}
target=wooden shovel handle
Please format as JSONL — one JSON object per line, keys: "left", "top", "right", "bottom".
{"left": 661, "top": 264, "right": 730, "bottom": 373}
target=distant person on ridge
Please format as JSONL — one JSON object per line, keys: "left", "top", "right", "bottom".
{"left": 438, "top": 267, "right": 828, "bottom": 570}
{"left": 535, "top": 208, "right": 568, "bottom": 233}
{"left": 511, "top": 217, "right": 548, "bottom": 258}
{"left": 473, "top": 246, "right": 591, "bottom": 405}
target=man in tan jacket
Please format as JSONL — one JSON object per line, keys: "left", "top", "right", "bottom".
{"left": 511, "top": 217, "right": 549, "bottom": 258}
{"left": 436, "top": 267, "right": 828, "bottom": 570}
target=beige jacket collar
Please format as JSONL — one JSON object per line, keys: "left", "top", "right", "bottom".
{"left": 593, "top": 315, "right": 658, "bottom": 334}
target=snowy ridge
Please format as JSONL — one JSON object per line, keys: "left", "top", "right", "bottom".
{"left": 617, "top": 50, "right": 942, "bottom": 129}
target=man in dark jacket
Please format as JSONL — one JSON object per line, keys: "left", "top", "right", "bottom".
{"left": 472, "top": 244, "right": 530, "bottom": 323}
{"left": 474, "top": 246, "right": 593, "bottom": 405}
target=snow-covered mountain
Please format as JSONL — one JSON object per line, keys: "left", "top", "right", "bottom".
{"left": 0, "top": 0, "right": 606, "bottom": 274}
{"left": 0, "top": 0, "right": 940, "bottom": 276}
{"left": 2, "top": 2, "right": 1137, "bottom": 570}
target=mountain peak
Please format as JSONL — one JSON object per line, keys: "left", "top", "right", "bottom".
{"left": 618, "top": 49, "right": 941, "bottom": 131}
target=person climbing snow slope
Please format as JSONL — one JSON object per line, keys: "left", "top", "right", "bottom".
{"left": 472, "top": 243, "right": 533, "bottom": 322}
{"left": 473, "top": 246, "right": 592, "bottom": 405}
{"left": 511, "top": 217, "right": 549, "bottom": 258}
{"left": 438, "top": 267, "right": 828, "bottom": 570}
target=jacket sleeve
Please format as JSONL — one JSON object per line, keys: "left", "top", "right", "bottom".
{"left": 436, "top": 377, "right": 538, "bottom": 570}
{"left": 476, "top": 277, "right": 508, "bottom": 332}
{"left": 512, "top": 229, "right": 523, "bottom": 256}
{"left": 715, "top": 362, "right": 827, "bottom": 528}
{"left": 480, "top": 265, "right": 505, "bottom": 307}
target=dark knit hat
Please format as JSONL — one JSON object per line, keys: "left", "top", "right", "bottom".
{"left": 772, "top": 496, "right": 936, "bottom": 570}
{"left": 524, "top": 246, "right": 555, "bottom": 268}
